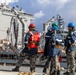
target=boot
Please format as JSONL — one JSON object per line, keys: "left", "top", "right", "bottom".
{"left": 63, "top": 71, "right": 70, "bottom": 75}
{"left": 12, "top": 66, "right": 19, "bottom": 71}
{"left": 51, "top": 71, "right": 57, "bottom": 75}
{"left": 43, "top": 68, "right": 47, "bottom": 73}
{"left": 31, "top": 70, "right": 35, "bottom": 75}
{"left": 57, "top": 70, "right": 60, "bottom": 75}
{"left": 31, "top": 70, "right": 35, "bottom": 73}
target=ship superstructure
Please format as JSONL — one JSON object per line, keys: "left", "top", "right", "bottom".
{"left": 0, "top": 3, "right": 34, "bottom": 48}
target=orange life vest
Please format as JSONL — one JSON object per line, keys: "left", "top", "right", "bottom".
{"left": 28, "top": 31, "right": 40, "bottom": 48}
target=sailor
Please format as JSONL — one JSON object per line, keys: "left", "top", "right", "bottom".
{"left": 63, "top": 22, "right": 76, "bottom": 75}
{"left": 12, "top": 23, "right": 40, "bottom": 73}
{"left": 48, "top": 25, "right": 63, "bottom": 75}
{"left": 43, "top": 22, "right": 62, "bottom": 74}
{"left": 44, "top": 22, "right": 58, "bottom": 57}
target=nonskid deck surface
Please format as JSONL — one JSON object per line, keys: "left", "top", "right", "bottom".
{"left": 0, "top": 71, "right": 64, "bottom": 75}
{"left": 0, "top": 66, "right": 76, "bottom": 75}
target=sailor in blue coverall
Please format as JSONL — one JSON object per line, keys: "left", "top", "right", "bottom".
{"left": 48, "top": 25, "right": 63, "bottom": 75}
{"left": 43, "top": 22, "right": 63, "bottom": 75}
{"left": 43, "top": 22, "right": 58, "bottom": 73}
{"left": 63, "top": 22, "right": 76, "bottom": 75}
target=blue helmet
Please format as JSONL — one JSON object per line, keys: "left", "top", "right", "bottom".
{"left": 68, "top": 22, "right": 74, "bottom": 27}
{"left": 52, "top": 26, "right": 58, "bottom": 30}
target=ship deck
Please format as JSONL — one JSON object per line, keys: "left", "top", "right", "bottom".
{"left": 0, "top": 65, "right": 71, "bottom": 75}
{"left": 0, "top": 49, "right": 76, "bottom": 75}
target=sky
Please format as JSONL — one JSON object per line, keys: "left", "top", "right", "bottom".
{"left": 0, "top": 0, "right": 76, "bottom": 32}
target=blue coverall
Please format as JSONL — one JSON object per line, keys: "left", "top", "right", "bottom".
{"left": 64, "top": 31, "right": 76, "bottom": 75}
